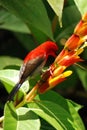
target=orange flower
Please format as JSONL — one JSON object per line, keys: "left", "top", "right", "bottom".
{"left": 57, "top": 52, "right": 82, "bottom": 67}
{"left": 54, "top": 49, "right": 68, "bottom": 63}
{"left": 74, "top": 13, "right": 87, "bottom": 37}
{"left": 54, "top": 49, "right": 82, "bottom": 67}
{"left": 47, "top": 70, "right": 72, "bottom": 91}
{"left": 38, "top": 44, "right": 83, "bottom": 94}
{"left": 65, "top": 13, "right": 87, "bottom": 51}
{"left": 25, "top": 12, "right": 87, "bottom": 102}
{"left": 82, "top": 12, "right": 87, "bottom": 22}
{"left": 74, "top": 20, "right": 87, "bottom": 37}
{"left": 38, "top": 68, "right": 72, "bottom": 93}
{"left": 64, "top": 34, "right": 80, "bottom": 50}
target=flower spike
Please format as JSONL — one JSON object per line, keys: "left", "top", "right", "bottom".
{"left": 25, "top": 12, "right": 87, "bottom": 103}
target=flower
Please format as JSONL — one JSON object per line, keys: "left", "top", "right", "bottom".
{"left": 37, "top": 48, "right": 81, "bottom": 93}
{"left": 74, "top": 20, "right": 87, "bottom": 37}
{"left": 38, "top": 69, "right": 72, "bottom": 93}
{"left": 37, "top": 12, "right": 87, "bottom": 94}
{"left": 74, "top": 13, "right": 87, "bottom": 37}
{"left": 25, "top": 12, "right": 87, "bottom": 102}
{"left": 64, "top": 34, "right": 80, "bottom": 50}
{"left": 82, "top": 12, "right": 87, "bottom": 22}
{"left": 54, "top": 49, "right": 82, "bottom": 67}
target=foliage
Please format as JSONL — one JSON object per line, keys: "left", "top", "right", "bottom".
{"left": 0, "top": 0, "right": 87, "bottom": 130}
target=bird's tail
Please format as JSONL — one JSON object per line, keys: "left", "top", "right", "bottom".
{"left": 7, "top": 83, "right": 22, "bottom": 101}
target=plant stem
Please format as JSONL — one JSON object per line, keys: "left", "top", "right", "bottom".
{"left": 16, "top": 83, "right": 39, "bottom": 108}
{"left": 25, "top": 83, "right": 39, "bottom": 101}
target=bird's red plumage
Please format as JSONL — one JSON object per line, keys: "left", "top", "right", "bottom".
{"left": 8, "top": 41, "right": 58, "bottom": 101}
{"left": 24, "top": 41, "right": 58, "bottom": 63}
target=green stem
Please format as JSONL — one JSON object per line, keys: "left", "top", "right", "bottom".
{"left": 16, "top": 97, "right": 26, "bottom": 109}
{"left": 74, "top": 63, "right": 87, "bottom": 71}
{"left": 16, "top": 84, "right": 39, "bottom": 108}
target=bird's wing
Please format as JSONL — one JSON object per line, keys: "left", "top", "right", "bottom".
{"left": 19, "top": 54, "right": 46, "bottom": 83}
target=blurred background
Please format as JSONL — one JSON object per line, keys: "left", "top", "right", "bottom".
{"left": 0, "top": 0, "right": 87, "bottom": 129}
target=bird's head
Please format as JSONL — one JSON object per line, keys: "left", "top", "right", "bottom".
{"left": 24, "top": 41, "right": 58, "bottom": 63}
{"left": 42, "top": 41, "right": 58, "bottom": 58}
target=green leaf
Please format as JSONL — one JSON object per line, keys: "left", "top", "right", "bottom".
{"left": 28, "top": 26, "right": 48, "bottom": 43}
{"left": 67, "top": 101, "right": 85, "bottom": 130}
{"left": 28, "top": 101, "right": 74, "bottom": 130}
{"left": 68, "top": 99, "right": 82, "bottom": 112}
{"left": 4, "top": 102, "right": 40, "bottom": 130}
{"left": 74, "top": 0, "right": 87, "bottom": 15}
{"left": 4, "top": 102, "right": 17, "bottom": 130}
{"left": 62, "top": 5, "right": 81, "bottom": 27}
{"left": 47, "top": 0, "right": 64, "bottom": 27}
{"left": 56, "top": 5, "right": 81, "bottom": 42}
{"left": 40, "top": 118, "right": 55, "bottom": 130}
{"left": 0, "top": 69, "right": 29, "bottom": 93}
{"left": 37, "top": 90, "right": 81, "bottom": 111}
{"left": 0, "top": 0, "right": 54, "bottom": 40}
{"left": 32, "top": 91, "right": 85, "bottom": 130}
{"left": 14, "top": 33, "right": 39, "bottom": 51}
{"left": 0, "top": 56, "right": 22, "bottom": 69}
{"left": 75, "top": 66, "right": 87, "bottom": 90}
{"left": 16, "top": 107, "right": 40, "bottom": 130}
{"left": 4, "top": 91, "right": 85, "bottom": 130}
{"left": 0, "top": 9, "right": 30, "bottom": 33}
{"left": 37, "top": 90, "right": 69, "bottom": 110}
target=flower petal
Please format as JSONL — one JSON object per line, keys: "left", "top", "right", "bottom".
{"left": 64, "top": 34, "right": 80, "bottom": 50}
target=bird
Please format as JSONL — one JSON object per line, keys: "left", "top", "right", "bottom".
{"left": 7, "top": 41, "right": 58, "bottom": 101}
